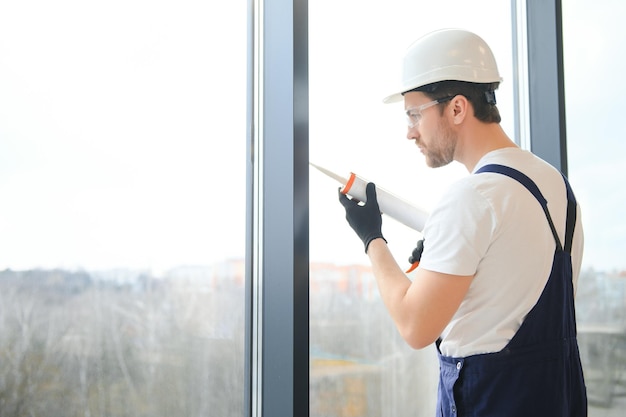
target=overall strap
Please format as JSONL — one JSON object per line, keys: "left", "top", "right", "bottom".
{"left": 563, "top": 174, "right": 577, "bottom": 254}
{"left": 475, "top": 164, "right": 566, "bottom": 252}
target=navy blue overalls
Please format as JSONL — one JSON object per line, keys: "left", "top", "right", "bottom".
{"left": 436, "top": 164, "right": 587, "bottom": 417}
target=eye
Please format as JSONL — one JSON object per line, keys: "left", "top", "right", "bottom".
{"left": 407, "top": 111, "right": 420, "bottom": 123}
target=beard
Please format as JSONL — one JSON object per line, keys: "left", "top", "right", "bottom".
{"left": 423, "top": 119, "right": 457, "bottom": 168}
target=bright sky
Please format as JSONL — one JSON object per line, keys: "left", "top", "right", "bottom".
{"left": 0, "top": 1, "right": 624, "bottom": 272}
{"left": 0, "top": 1, "right": 247, "bottom": 272}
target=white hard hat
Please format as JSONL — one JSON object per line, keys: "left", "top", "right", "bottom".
{"left": 383, "top": 28, "right": 502, "bottom": 104}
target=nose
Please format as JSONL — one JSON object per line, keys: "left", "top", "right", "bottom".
{"left": 406, "top": 125, "right": 420, "bottom": 141}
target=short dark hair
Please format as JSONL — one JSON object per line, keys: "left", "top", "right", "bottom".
{"left": 406, "top": 80, "right": 501, "bottom": 123}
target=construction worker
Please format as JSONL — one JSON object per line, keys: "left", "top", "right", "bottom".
{"left": 338, "top": 28, "right": 587, "bottom": 416}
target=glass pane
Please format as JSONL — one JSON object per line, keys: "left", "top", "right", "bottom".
{"left": 309, "top": 2, "right": 513, "bottom": 415}
{"left": 0, "top": 2, "right": 246, "bottom": 416}
{"left": 563, "top": 2, "right": 626, "bottom": 415}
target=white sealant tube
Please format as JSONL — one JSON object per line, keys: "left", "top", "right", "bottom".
{"left": 340, "top": 172, "right": 429, "bottom": 232}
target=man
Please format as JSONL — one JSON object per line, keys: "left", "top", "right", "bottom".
{"left": 338, "top": 28, "right": 587, "bottom": 416}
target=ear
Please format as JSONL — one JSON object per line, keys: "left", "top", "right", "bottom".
{"left": 450, "top": 95, "right": 470, "bottom": 125}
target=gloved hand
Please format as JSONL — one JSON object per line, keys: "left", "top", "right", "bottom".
{"left": 406, "top": 238, "right": 424, "bottom": 273}
{"left": 408, "top": 239, "right": 424, "bottom": 265}
{"left": 338, "top": 182, "right": 386, "bottom": 253}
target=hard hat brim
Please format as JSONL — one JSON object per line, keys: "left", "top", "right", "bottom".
{"left": 382, "top": 91, "right": 404, "bottom": 104}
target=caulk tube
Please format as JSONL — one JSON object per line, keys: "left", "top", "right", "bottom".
{"left": 340, "top": 172, "right": 429, "bottom": 232}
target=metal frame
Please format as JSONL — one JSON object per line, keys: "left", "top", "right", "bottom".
{"left": 514, "top": 0, "right": 568, "bottom": 174}
{"left": 246, "top": 0, "right": 309, "bottom": 416}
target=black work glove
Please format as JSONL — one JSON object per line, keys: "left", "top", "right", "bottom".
{"left": 405, "top": 238, "right": 424, "bottom": 273}
{"left": 338, "top": 182, "right": 387, "bottom": 253}
{"left": 408, "top": 239, "right": 424, "bottom": 265}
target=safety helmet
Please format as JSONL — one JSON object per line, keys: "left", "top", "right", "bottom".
{"left": 383, "top": 28, "right": 502, "bottom": 104}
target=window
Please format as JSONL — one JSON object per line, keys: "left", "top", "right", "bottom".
{"left": 563, "top": 1, "right": 626, "bottom": 413}
{"left": 0, "top": 2, "right": 246, "bottom": 415}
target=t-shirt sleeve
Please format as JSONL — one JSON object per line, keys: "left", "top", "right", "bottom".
{"left": 418, "top": 180, "right": 497, "bottom": 276}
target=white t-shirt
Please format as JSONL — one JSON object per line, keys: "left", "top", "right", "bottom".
{"left": 419, "top": 147, "right": 584, "bottom": 358}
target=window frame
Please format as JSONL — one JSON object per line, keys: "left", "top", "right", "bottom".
{"left": 245, "top": 1, "right": 309, "bottom": 416}
{"left": 514, "top": 0, "right": 568, "bottom": 172}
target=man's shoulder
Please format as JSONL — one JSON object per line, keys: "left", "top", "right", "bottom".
{"left": 471, "top": 148, "right": 565, "bottom": 194}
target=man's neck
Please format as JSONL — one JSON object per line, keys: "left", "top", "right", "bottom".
{"left": 457, "top": 123, "right": 517, "bottom": 172}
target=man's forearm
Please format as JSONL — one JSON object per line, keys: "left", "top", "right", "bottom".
{"left": 366, "top": 237, "right": 473, "bottom": 349}
{"left": 366, "top": 238, "right": 414, "bottom": 333}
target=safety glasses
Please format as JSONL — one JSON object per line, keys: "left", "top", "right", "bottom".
{"left": 405, "top": 96, "right": 454, "bottom": 128}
